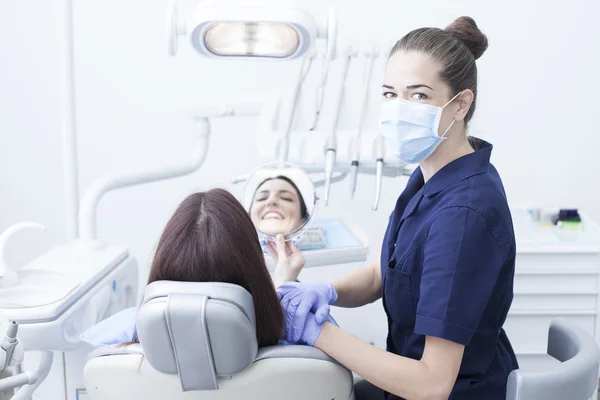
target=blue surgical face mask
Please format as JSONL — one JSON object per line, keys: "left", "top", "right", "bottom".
{"left": 379, "top": 92, "right": 461, "bottom": 164}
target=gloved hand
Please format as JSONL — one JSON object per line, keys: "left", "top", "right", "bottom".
{"left": 299, "top": 312, "right": 326, "bottom": 346}
{"left": 277, "top": 282, "right": 338, "bottom": 343}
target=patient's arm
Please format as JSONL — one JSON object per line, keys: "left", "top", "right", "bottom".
{"left": 331, "top": 257, "right": 382, "bottom": 308}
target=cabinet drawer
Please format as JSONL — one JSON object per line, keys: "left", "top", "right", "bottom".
{"left": 511, "top": 293, "right": 597, "bottom": 311}
{"left": 514, "top": 273, "right": 598, "bottom": 293}
{"left": 503, "top": 314, "right": 596, "bottom": 353}
{"left": 516, "top": 253, "right": 599, "bottom": 272}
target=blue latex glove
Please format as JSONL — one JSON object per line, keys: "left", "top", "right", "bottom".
{"left": 277, "top": 281, "right": 338, "bottom": 343}
{"left": 279, "top": 313, "right": 339, "bottom": 345}
{"left": 300, "top": 312, "right": 326, "bottom": 346}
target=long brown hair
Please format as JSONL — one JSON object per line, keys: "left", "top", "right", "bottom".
{"left": 136, "top": 188, "right": 283, "bottom": 347}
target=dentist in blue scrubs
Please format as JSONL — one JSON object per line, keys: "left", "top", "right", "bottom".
{"left": 277, "top": 16, "right": 519, "bottom": 400}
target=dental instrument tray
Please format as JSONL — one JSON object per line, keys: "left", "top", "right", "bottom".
{"left": 297, "top": 227, "right": 327, "bottom": 250}
{"left": 265, "top": 218, "right": 369, "bottom": 269}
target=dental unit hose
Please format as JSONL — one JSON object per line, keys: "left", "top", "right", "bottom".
{"left": 309, "top": 52, "right": 332, "bottom": 131}
{"left": 1, "top": 321, "right": 18, "bottom": 377}
{"left": 349, "top": 159, "right": 359, "bottom": 198}
{"left": 372, "top": 134, "right": 386, "bottom": 210}
{"left": 279, "top": 52, "right": 315, "bottom": 162}
{"left": 350, "top": 45, "right": 378, "bottom": 198}
{"left": 324, "top": 46, "right": 356, "bottom": 206}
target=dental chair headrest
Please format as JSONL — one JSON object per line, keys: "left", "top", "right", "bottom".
{"left": 136, "top": 281, "right": 258, "bottom": 391}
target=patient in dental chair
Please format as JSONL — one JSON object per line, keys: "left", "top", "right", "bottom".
{"left": 81, "top": 188, "right": 336, "bottom": 348}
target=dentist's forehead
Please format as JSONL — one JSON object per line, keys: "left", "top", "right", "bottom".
{"left": 384, "top": 50, "right": 442, "bottom": 90}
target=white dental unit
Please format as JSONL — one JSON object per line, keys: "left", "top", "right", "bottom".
{"left": 2, "top": 0, "right": 600, "bottom": 399}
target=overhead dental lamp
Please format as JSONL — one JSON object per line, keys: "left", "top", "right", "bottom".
{"left": 167, "top": 0, "right": 336, "bottom": 60}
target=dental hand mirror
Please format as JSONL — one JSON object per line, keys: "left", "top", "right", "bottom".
{"left": 242, "top": 161, "right": 318, "bottom": 243}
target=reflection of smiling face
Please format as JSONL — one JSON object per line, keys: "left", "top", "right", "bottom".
{"left": 250, "top": 179, "right": 304, "bottom": 236}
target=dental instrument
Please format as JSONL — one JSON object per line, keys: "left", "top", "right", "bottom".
{"left": 349, "top": 45, "right": 378, "bottom": 198}
{"left": 323, "top": 45, "right": 358, "bottom": 206}
{"left": 372, "top": 133, "right": 386, "bottom": 211}
{"left": 254, "top": 42, "right": 413, "bottom": 193}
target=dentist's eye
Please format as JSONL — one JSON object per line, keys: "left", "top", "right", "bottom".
{"left": 411, "top": 92, "right": 428, "bottom": 100}
{"left": 382, "top": 91, "right": 396, "bottom": 99}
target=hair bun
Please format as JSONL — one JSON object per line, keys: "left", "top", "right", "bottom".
{"left": 445, "top": 16, "right": 488, "bottom": 60}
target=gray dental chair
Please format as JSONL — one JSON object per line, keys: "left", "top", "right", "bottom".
{"left": 83, "top": 281, "right": 354, "bottom": 400}
{"left": 506, "top": 318, "right": 600, "bottom": 400}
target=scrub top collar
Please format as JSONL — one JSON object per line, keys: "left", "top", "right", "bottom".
{"left": 421, "top": 137, "right": 493, "bottom": 198}
{"left": 392, "top": 137, "right": 493, "bottom": 232}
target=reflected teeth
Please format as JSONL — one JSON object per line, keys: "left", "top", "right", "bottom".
{"left": 263, "top": 212, "right": 282, "bottom": 220}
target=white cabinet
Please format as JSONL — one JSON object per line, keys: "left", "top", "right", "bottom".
{"left": 505, "top": 209, "right": 600, "bottom": 372}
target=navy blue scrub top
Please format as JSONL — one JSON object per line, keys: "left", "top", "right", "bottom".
{"left": 380, "top": 138, "right": 519, "bottom": 400}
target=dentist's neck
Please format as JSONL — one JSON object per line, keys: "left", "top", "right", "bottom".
{"left": 419, "top": 125, "right": 474, "bottom": 182}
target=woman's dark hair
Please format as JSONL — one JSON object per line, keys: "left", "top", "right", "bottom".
{"left": 389, "top": 16, "right": 489, "bottom": 123}
{"left": 252, "top": 175, "right": 309, "bottom": 220}
{"left": 134, "top": 188, "right": 283, "bottom": 347}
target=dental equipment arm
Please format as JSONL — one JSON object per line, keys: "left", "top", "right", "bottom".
{"left": 0, "top": 222, "right": 46, "bottom": 288}
{"left": 59, "top": 0, "right": 79, "bottom": 242}
{"left": 323, "top": 46, "right": 356, "bottom": 206}
{"left": 79, "top": 102, "right": 263, "bottom": 241}
{"left": 372, "top": 134, "right": 386, "bottom": 211}
{"left": 349, "top": 45, "right": 378, "bottom": 198}
{"left": 0, "top": 352, "right": 53, "bottom": 400}
{"left": 0, "top": 322, "right": 51, "bottom": 400}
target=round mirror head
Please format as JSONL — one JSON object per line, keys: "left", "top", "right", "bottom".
{"left": 242, "top": 162, "right": 318, "bottom": 242}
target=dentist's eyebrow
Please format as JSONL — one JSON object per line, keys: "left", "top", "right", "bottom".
{"left": 382, "top": 84, "right": 394, "bottom": 89}
{"left": 406, "top": 84, "right": 434, "bottom": 90}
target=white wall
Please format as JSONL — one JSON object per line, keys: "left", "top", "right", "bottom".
{"left": 1, "top": 0, "right": 600, "bottom": 398}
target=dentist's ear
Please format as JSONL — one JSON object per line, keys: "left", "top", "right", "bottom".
{"left": 454, "top": 90, "right": 474, "bottom": 122}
